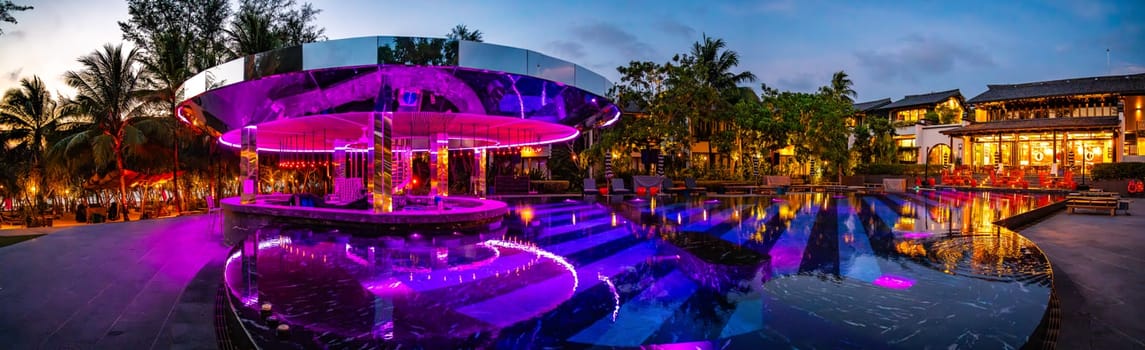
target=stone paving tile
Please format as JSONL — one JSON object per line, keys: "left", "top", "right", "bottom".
{"left": 1018, "top": 198, "right": 1145, "bottom": 349}
{"left": 0, "top": 215, "right": 227, "bottom": 350}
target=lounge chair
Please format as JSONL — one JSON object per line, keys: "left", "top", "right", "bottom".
{"left": 633, "top": 175, "right": 663, "bottom": 197}
{"left": 662, "top": 178, "right": 688, "bottom": 194}
{"left": 610, "top": 178, "right": 633, "bottom": 195}
{"left": 583, "top": 178, "right": 600, "bottom": 197}
{"left": 685, "top": 178, "right": 707, "bottom": 193}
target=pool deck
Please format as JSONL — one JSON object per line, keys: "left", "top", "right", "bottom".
{"left": 1017, "top": 198, "right": 1145, "bottom": 349}
{"left": 0, "top": 214, "right": 225, "bottom": 350}
{"left": 0, "top": 198, "right": 1143, "bottom": 349}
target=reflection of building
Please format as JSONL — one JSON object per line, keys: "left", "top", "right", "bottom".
{"left": 944, "top": 73, "right": 1145, "bottom": 171}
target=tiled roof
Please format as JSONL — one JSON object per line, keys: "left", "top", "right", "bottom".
{"left": 881, "top": 89, "right": 961, "bottom": 110}
{"left": 967, "top": 73, "right": 1145, "bottom": 104}
{"left": 853, "top": 98, "right": 892, "bottom": 112}
{"left": 940, "top": 117, "right": 1120, "bottom": 136}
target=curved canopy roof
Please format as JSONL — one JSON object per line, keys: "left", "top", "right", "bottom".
{"left": 176, "top": 36, "right": 619, "bottom": 150}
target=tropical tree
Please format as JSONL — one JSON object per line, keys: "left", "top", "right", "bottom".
{"left": 820, "top": 70, "right": 857, "bottom": 104}
{"left": 135, "top": 30, "right": 194, "bottom": 212}
{"left": 63, "top": 44, "right": 161, "bottom": 220}
{"left": 768, "top": 90, "right": 852, "bottom": 181}
{"left": 227, "top": 0, "right": 324, "bottom": 56}
{"left": 119, "top": 0, "right": 232, "bottom": 72}
{"left": 0, "top": 1, "right": 32, "bottom": 36}
{"left": 446, "top": 24, "right": 483, "bottom": 42}
{"left": 600, "top": 60, "right": 691, "bottom": 169}
{"left": 852, "top": 122, "right": 874, "bottom": 164}
{"left": 0, "top": 76, "right": 78, "bottom": 204}
{"left": 867, "top": 115, "right": 898, "bottom": 163}
{"left": 730, "top": 96, "right": 794, "bottom": 174}
{"left": 442, "top": 24, "right": 483, "bottom": 64}
{"left": 688, "top": 34, "right": 757, "bottom": 92}
{"left": 684, "top": 34, "right": 756, "bottom": 171}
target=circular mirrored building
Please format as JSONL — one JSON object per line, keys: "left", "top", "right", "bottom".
{"left": 177, "top": 36, "right": 619, "bottom": 236}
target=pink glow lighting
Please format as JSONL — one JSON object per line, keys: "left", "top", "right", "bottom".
{"left": 901, "top": 231, "right": 933, "bottom": 240}
{"left": 873, "top": 274, "right": 916, "bottom": 290}
{"left": 224, "top": 237, "right": 293, "bottom": 306}
{"left": 483, "top": 239, "right": 579, "bottom": 292}
{"left": 597, "top": 273, "right": 620, "bottom": 322}
{"left": 600, "top": 108, "right": 621, "bottom": 127}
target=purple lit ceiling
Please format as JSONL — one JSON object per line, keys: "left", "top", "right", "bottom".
{"left": 181, "top": 64, "right": 617, "bottom": 152}
{"left": 217, "top": 112, "right": 580, "bottom": 152}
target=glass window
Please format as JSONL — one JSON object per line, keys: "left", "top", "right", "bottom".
{"left": 377, "top": 36, "right": 455, "bottom": 66}
{"left": 182, "top": 71, "right": 207, "bottom": 99}
{"left": 527, "top": 51, "right": 575, "bottom": 85}
{"left": 303, "top": 37, "right": 377, "bottom": 70}
{"left": 204, "top": 58, "right": 245, "bottom": 91}
{"left": 245, "top": 46, "right": 303, "bottom": 80}
{"left": 458, "top": 41, "right": 528, "bottom": 75}
{"left": 575, "top": 65, "right": 611, "bottom": 97}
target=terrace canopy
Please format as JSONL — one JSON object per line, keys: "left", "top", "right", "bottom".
{"left": 177, "top": 36, "right": 619, "bottom": 212}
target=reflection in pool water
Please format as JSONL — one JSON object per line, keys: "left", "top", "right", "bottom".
{"left": 224, "top": 190, "right": 1058, "bottom": 349}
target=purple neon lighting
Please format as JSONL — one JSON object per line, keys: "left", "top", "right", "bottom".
{"left": 598, "top": 273, "right": 620, "bottom": 322}
{"left": 600, "top": 108, "right": 621, "bottom": 127}
{"left": 486, "top": 129, "right": 580, "bottom": 149}
{"left": 224, "top": 237, "right": 293, "bottom": 306}
{"left": 483, "top": 239, "right": 579, "bottom": 292}
{"left": 900, "top": 231, "right": 933, "bottom": 240}
{"left": 218, "top": 137, "right": 335, "bottom": 153}
{"left": 218, "top": 130, "right": 579, "bottom": 152}
{"left": 872, "top": 274, "right": 916, "bottom": 290}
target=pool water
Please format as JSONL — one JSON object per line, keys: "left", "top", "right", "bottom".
{"left": 224, "top": 190, "right": 1059, "bottom": 349}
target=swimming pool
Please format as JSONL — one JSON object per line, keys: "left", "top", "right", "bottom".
{"left": 223, "top": 190, "right": 1059, "bottom": 349}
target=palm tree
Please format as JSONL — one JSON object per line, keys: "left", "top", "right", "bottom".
{"left": 821, "top": 70, "right": 857, "bottom": 103}
{"left": 686, "top": 34, "right": 756, "bottom": 170}
{"left": 139, "top": 30, "right": 193, "bottom": 213}
{"left": 446, "top": 24, "right": 483, "bottom": 42}
{"left": 63, "top": 43, "right": 156, "bottom": 220}
{"left": 0, "top": 76, "right": 77, "bottom": 203}
{"left": 0, "top": 1, "right": 33, "bottom": 36}
{"left": 689, "top": 34, "right": 756, "bottom": 91}
{"left": 227, "top": 8, "right": 280, "bottom": 56}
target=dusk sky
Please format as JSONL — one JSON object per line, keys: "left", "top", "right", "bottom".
{"left": 1, "top": 0, "right": 1143, "bottom": 103}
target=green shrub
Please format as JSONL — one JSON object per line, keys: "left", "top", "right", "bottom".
{"left": 1091, "top": 162, "right": 1145, "bottom": 180}
{"left": 854, "top": 163, "right": 946, "bottom": 176}
{"left": 854, "top": 163, "right": 907, "bottom": 175}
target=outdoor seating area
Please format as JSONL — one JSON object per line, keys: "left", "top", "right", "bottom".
{"left": 939, "top": 168, "right": 1080, "bottom": 190}
{"left": 1067, "top": 190, "right": 1131, "bottom": 216}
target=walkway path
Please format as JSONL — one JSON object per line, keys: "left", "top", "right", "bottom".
{"left": 0, "top": 214, "right": 225, "bottom": 350}
{"left": 1019, "top": 199, "right": 1145, "bottom": 349}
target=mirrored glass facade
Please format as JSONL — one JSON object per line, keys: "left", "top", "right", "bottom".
{"left": 180, "top": 36, "right": 616, "bottom": 135}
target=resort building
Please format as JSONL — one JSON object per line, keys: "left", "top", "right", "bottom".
{"left": 851, "top": 98, "right": 891, "bottom": 127}
{"left": 943, "top": 73, "right": 1145, "bottom": 173}
{"left": 863, "top": 89, "right": 965, "bottom": 165}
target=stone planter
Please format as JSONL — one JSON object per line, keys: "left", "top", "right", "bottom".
{"left": 1089, "top": 179, "right": 1131, "bottom": 196}
{"left": 841, "top": 175, "right": 865, "bottom": 186}
{"left": 531, "top": 180, "right": 570, "bottom": 194}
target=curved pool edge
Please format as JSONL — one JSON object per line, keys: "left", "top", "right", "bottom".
{"left": 214, "top": 192, "right": 1064, "bottom": 349}
{"left": 220, "top": 196, "right": 508, "bottom": 242}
